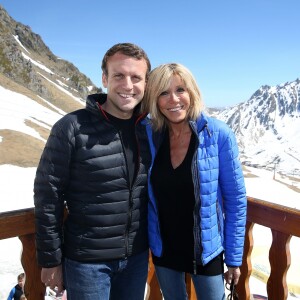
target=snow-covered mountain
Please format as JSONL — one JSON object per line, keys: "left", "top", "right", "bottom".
{"left": 0, "top": 5, "right": 101, "bottom": 101}
{"left": 0, "top": 6, "right": 299, "bottom": 299}
{"left": 213, "top": 79, "right": 300, "bottom": 176}
{"left": 0, "top": 5, "right": 102, "bottom": 167}
{"left": 0, "top": 4, "right": 299, "bottom": 177}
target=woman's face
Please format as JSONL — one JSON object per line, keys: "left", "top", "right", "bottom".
{"left": 157, "top": 74, "right": 190, "bottom": 125}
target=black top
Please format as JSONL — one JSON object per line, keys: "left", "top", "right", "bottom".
{"left": 107, "top": 112, "right": 138, "bottom": 186}
{"left": 151, "top": 131, "right": 223, "bottom": 275}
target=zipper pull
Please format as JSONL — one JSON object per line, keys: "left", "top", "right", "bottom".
{"left": 193, "top": 260, "right": 197, "bottom": 275}
{"left": 205, "top": 124, "right": 212, "bottom": 137}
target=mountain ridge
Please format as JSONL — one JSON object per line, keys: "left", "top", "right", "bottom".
{"left": 0, "top": 5, "right": 299, "bottom": 176}
{"left": 0, "top": 5, "right": 102, "bottom": 167}
{"left": 214, "top": 78, "right": 300, "bottom": 175}
{"left": 0, "top": 5, "right": 101, "bottom": 105}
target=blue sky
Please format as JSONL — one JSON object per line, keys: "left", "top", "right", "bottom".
{"left": 1, "top": 0, "right": 299, "bottom": 107}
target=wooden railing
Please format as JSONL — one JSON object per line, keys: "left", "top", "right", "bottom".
{"left": 238, "top": 197, "right": 300, "bottom": 300}
{"left": 1, "top": 197, "right": 300, "bottom": 300}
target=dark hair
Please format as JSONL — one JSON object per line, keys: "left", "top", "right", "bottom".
{"left": 18, "top": 273, "right": 25, "bottom": 280}
{"left": 101, "top": 43, "right": 151, "bottom": 78}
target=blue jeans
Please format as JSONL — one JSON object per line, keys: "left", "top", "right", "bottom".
{"left": 155, "top": 265, "right": 225, "bottom": 300}
{"left": 63, "top": 250, "right": 149, "bottom": 300}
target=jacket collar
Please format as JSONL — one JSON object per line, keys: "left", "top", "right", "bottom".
{"left": 189, "top": 112, "right": 208, "bottom": 133}
{"left": 86, "top": 93, "right": 147, "bottom": 124}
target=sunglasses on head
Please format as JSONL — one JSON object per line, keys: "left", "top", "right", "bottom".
{"left": 225, "top": 280, "right": 239, "bottom": 300}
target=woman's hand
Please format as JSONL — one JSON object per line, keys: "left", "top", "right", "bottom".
{"left": 224, "top": 267, "right": 241, "bottom": 285}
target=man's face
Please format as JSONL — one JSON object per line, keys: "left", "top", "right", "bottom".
{"left": 102, "top": 52, "right": 148, "bottom": 119}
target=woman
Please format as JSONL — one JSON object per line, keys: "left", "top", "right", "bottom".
{"left": 141, "top": 63, "right": 247, "bottom": 300}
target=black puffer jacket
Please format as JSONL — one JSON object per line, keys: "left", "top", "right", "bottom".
{"left": 34, "top": 94, "right": 151, "bottom": 267}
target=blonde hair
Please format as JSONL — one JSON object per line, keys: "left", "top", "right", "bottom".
{"left": 141, "top": 63, "right": 204, "bottom": 131}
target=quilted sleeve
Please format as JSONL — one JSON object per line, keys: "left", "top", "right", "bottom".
{"left": 218, "top": 124, "right": 247, "bottom": 267}
{"left": 34, "top": 116, "right": 74, "bottom": 267}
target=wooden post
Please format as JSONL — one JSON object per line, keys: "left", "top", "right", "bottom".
{"left": 147, "top": 253, "right": 162, "bottom": 300}
{"left": 19, "top": 234, "right": 45, "bottom": 300}
{"left": 185, "top": 273, "right": 197, "bottom": 300}
{"left": 237, "top": 221, "right": 254, "bottom": 300}
{"left": 267, "top": 230, "right": 291, "bottom": 300}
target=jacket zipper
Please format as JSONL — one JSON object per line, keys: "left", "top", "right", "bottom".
{"left": 121, "top": 125, "right": 141, "bottom": 258}
{"left": 153, "top": 130, "right": 167, "bottom": 257}
{"left": 190, "top": 121, "right": 211, "bottom": 272}
{"left": 95, "top": 102, "right": 144, "bottom": 258}
{"left": 117, "top": 129, "right": 131, "bottom": 258}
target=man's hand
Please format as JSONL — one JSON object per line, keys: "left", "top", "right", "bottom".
{"left": 224, "top": 267, "right": 241, "bottom": 285}
{"left": 41, "top": 265, "right": 64, "bottom": 293}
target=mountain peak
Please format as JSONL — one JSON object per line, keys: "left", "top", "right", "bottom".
{"left": 214, "top": 78, "right": 300, "bottom": 175}
{"left": 0, "top": 5, "right": 101, "bottom": 104}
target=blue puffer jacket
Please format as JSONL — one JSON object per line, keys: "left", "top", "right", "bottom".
{"left": 146, "top": 113, "right": 247, "bottom": 267}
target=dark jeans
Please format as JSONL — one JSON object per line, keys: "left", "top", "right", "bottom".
{"left": 63, "top": 250, "right": 149, "bottom": 300}
{"left": 155, "top": 265, "right": 225, "bottom": 300}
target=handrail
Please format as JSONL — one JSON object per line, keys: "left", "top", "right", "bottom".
{"left": 1, "top": 197, "right": 300, "bottom": 300}
{"left": 0, "top": 208, "right": 45, "bottom": 299}
{"left": 237, "top": 197, "right": 300, "bottom": 300}
{"left": 246, "top": 197, "right": 300, "bottom": 237}
{"left": 0, "top": 208, "right": 35, "bottom": 239}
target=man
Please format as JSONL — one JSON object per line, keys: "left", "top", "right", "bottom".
{"left": 7, "top": 273, "right": 25, "bottom": 300}
{"left": 34, "top": 43, "right": 151, "bottom": 300}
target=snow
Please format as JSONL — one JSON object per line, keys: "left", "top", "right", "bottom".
{"left": 0, "top": 165, "right": 35, "bottom": 211}
{"left": 244, "top": 167, "right": 300, "bottom": 209}
{"left": 0, "top": 85, "right": 64, "bottom": 141}
{"left": 37, "top": 72, "right": 85, "bottom": 105}
{"left": 0, "top": 237, "right": 23, "bottom": 299}
{"left": 13, "top": 35, "right": 85, "bottom": 107}
{"left": 13, "top": 35, "right": 30, "bottom": 54}
{"left": 37, "top": 96, "right": 66, "bottom": 116}
{"left": 22, "top": 52, "right": 54, "bottom": 75}
{"left": 217, "top": 79, "right": 300, "bottom": 176}
{"left": 87, "top": 85, "right": 94, "bottom": 92}
{"left": 0, "top": 86, "right": 299, "bottom": 298}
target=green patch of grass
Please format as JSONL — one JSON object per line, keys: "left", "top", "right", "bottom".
{"left": 0, "top": 47, "right": 13, "bottom": 74}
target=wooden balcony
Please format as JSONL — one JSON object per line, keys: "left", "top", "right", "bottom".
{"left": 1, "top": 196, "right": 300, "bottom": 300}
